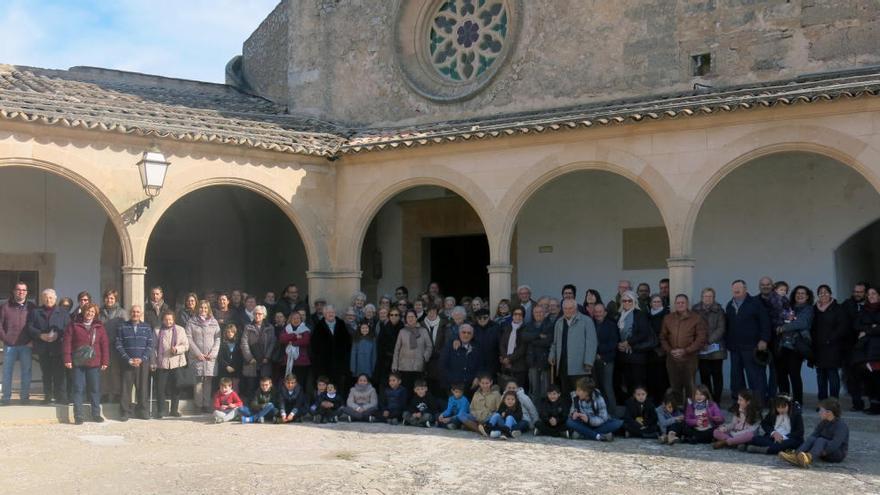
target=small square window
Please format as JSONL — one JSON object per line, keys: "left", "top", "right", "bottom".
{"left": 691, "top": 53, "right": 712, "bottom": 76}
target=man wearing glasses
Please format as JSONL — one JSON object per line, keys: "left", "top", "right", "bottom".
{"left": 1, "top": 282, "right": 36, "bottom": 405}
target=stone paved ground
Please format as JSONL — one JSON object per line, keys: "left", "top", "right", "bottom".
{"left": 3, "top": 417, "right": 880, "bottom": 495}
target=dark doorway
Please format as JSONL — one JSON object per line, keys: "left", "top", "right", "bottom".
{"left": 429, "top": 235, "right": 489, "bottom": 300}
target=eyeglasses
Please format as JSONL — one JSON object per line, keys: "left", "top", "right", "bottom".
{"left": 389, "top": 313, "right": 400, "bottom": 317}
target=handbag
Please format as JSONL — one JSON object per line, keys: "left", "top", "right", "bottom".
{"left": 793, "top": 331, "right": 814, "bottom": 361}
{"left": 174, "top": 363, "right": 197, "bottom": 388}
{"left": 72, "top": 328, "right": 96, "bottom": 367}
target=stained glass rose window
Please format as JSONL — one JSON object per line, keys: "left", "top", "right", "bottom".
{"left": 428, "top": 0, "right": 508, "bottom": 82}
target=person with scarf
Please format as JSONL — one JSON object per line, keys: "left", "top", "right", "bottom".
{"left": 278, "top": 310, "right": 312, "bottom": 392}
{"left": 775, "top": 285, "right": 814, "bottom": 406}
{"left": 645, "top": 294, "right": 670, "bottom": 405}
{"left": 62, "top": 303, "right": 109, "bottom": 424}
{"left": 151, "top": 310, "right": 189, "bottom": 418}
{"left": 144, "top": 286, "right": 170, "bottom": 330}
{"left": 186, "top": 300, "right": 221, "bottom": 413}
{"left": 499, "top": 307, "right": 528, "bottom": 389}
{"left": 392, "top": 309, "right": 433, "bottom": 392}
{"left": 27, "top": 288, "right": 70, "bottom": 404}
{"left": 853, "top": 287, "right": 880, "bottom": 414}
{"left": 241, "top": 305, "right": 276, "bottom": 402}
{"left": 614, "top": 290, "right": 654, "bottom": 402}
{"left": 99, "top": 289, "right": 127, "bottom": 403}
{"left": 811, "top": 285, "right": 848, "bottom": 401}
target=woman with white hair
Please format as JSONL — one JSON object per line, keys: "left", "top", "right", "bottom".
{"left": 351, "top": 291, "right": 367, "bottom": 322}
{"left": 615, "top": 290, "right": 655, "bottom": 404}
{"left": 27, "top": 288, "right": 70, "bottom": 404}
{"left": 240, "top": 304, "right": 276, "bottom": 402}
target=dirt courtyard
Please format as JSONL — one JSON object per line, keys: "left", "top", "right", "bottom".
{"left": 2, "top": 417, "right": 879, "bottom": 495}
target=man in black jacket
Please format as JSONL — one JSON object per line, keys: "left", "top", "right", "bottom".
{"left": 841, "top": 282, "right": 868, "bottom": 411}
{"left": 311, "top": 304, "right": 352, "bottom": 398}
{"left": 725, "top": 280, "right": 771, "bottom": 403}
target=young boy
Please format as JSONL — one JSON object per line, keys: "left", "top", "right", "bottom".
{"left": 404, "top": 380, "right": 441, "bottom": 427}
{"left": 656, "top": 389, "right": 685, "bottom": 445}
{"left": 467, "top": 374, "right": 502, "bottom": 435}
{"left": 780, "top": 398, "right": 849, "bottom": 468}
{"left": 623, "top": 386, "right": 660, "bottom": 438}
{"left": 566, "top": 377, "right": 622, "bottom": 441}
{"left": 306, "top": 376, "right": 330, "bottom": 421}
{"left": 534, "top": 385, "right": 569, "bottom": 437}
{"left": 315, "top": 382, "right": 342, "bottom": 423}
{"left": 380, "top": 372, "right": 408, "bottom": 425}
{"left": 277, "top": 374, "right": 307, "bottom": 423}
{"left": 437, "top": 383, "right": 470, "bottom": 430}
{"left": 240, "top": 376, "right": 277, "bottom": 424}
{"left": 212, "top": 377, "right": 243, "bottom": 423}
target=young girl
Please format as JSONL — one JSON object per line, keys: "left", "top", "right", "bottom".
{"left": 712, "top": 389, "right": 762, "bottom": 449}
{"left": 684, "top": 384, "right": 724, "bottom": 444}
{"left": 781, "top": 398, "right": 849, "bottom": 467}
{"left": 485, "top": 391, "right": 524, "bottom": 439}
{"left": 623, "top": 385, "right": 660, "bottom": 438}
{"left": 656, "top": 389, "right": 685, "bottom": 445}
{"left": 565, "top": 377, "right": 623, "bottom": 442}
{"left": 339, "top": 374, "right": 378, "bottom": 422}
{"left": 746, "top": 394, "right": 804, "bottom": 454}
{"left": 350, "top": 321, "right": 377, "bottom": 380}
{"left": 217, "top": 323, "right": 243, "bottom": 392}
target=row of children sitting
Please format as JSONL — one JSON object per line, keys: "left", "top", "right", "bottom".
{"left": 211, "top": 372, "right": 849, "bottom": 468}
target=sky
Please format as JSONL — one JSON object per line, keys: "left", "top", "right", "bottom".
{"left": 0, "top": 0, "right": 280, "bottom": 83}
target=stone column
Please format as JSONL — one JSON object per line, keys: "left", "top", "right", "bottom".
{"left": 488, "top": 263, "right": 513, "bottom": 312}
{"left": 121, "top": 265, "right": 147, "bottom": 309}
{"left": 666, "top": 257, "right": 696, "bottom": 301}
{"left": 307, "top": 270, "right": 362, "bottom": 310}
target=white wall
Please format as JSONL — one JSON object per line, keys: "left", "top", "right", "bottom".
{"left": 0, "top": 168, "right": 106, "bottom": 300}
{"left": 515, "top": 171, "right": 669, "bottom": 300}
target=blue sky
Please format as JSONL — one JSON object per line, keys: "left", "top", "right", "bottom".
{"left": 0, "top": 0, "right": 280, "bottom": 83}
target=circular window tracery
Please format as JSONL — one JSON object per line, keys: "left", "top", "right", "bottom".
{"left": 428, "top": 0, "right": 508, "bottom": 82}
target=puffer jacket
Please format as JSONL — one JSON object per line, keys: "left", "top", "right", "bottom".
{"left": 186, "top": 317, "right": 221, "bottom": 377}
{"left": 152, "top": 324, "right": 189, "bottom": 370}
{"left": 692, "top": 302, "right": 726, "bottom": 360}
{"left": 241, "top": 321, "right": 276, "bottom": 378}
{"left": 392, "top": 325, "right": 433, "bottom": 372}
{"left": 469, "top": 387, "right": 502, "bottom": 422}
{"left": 346, "top": 384, "right": 378, "bottom": 410}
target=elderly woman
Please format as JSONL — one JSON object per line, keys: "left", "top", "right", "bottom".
{"left": 343, "top": 306, "right": 359, "bottom": 335}
{"left": 693, "top": 288, "right": 726, "bottom": 404}
{"left": 27, "top": 288, "right": 70, "bottom": 404}
{"left": 615, "top": 290, "right": 654, "bottom": 401}
{"left": 99, "top": 289, "right": 128, "bottom": 402}
{"left": 351, "top": 291, "right": 367, "bottom": 322}
{"left": 392, "top": 309, "right": 433, "bottom": 391}
{"left": 186, "top": 300, "right": 221, "bottom": 413}
{"left": 646, "top": 294, "right": 670, "bottom": 404}
{"left": 151, "top": 310, "right": 189, "bottom": 418}
{"left": 62, "top": 303, "right": 109, "bottom": 424}
{"left": 376, "top": 307, "right": 403, "bottom": 391}
{"left": 241, "top": 305, "right": 276, "bottom": 401}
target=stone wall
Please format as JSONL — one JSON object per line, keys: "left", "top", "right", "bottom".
{"left": 239, "top": 0, "right": 880, "bottom": 126}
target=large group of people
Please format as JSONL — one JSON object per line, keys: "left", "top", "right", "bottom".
{"left": 2, "top": 274, "right": 875, "bottom": 468}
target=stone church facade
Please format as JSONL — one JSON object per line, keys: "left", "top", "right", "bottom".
{"left": 1, "top": 0, "right": 880, "bottom": 322}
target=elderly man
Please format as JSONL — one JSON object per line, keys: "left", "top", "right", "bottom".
{"left": 442, "top": 323, "right": 483, "bottom": 391}
{"left": 116, "top": 305, "right": 154, "bottom": 421}
{"left": 661, "top": 294, "right": 707, "bottom": 402}
{"left": 515, "top": 285, "right": 537, "bottom": 324}
{"left": 548, "top": 299, "right": 597, "bottom": 398}
{"left": 606, "top": 280, "right": 633, "bottom": 318}
{"left": 28, "top": 288, "right": 70, "bottom": 404}
{"left": 523, "top": 304, "right": 554, "bottom": 399}
{"left": 312, "top": 304, "right": 352, "bottom": 395}
{"left": 1, "top": 282, "right": 36, "bottom": 405}
{"left": 726, "top": 280, "right": 771, "bottom": 402}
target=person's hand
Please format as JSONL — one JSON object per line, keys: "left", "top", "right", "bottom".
{"left": 549, "top": 417, "right": 557, "bottom": 426}
{"left": 548, "top": 357, "right": 555, "bottom": 367}
{"left": 226, "top": 366, "right": 234, "bottom": 373}
{"left": 675, "top": 415, "right": 684, "bottom": 422}
{"left": 356, "top": 407, "right": 363, "bottom": 413}
{"left": 262, "top": 358, "right": 268, "bottom": 364}
{"left": 151, "top": 365, "right": 157, "bottom": 372}
{"left": 65, "top": 362, "right": 73, "bottom": 369}
{"left": 775, "top": 326, "right": 783, "bottom": 335}
{"left": 250, "top": 359, "right": 257, "bottom": 365}
{"left": 169, "top": 347, "right": 177, "bottom": 355}
{"left": 757, "top": 340, "right": 767, "bottom": 351}
{"left": 771, "top": 431, "right": 783, "bottom": 442}
{"left": 198, "top": 354, "right": 207, "bottom": 361}
{"left": 452, "top": 340, "right": 461, "bottom": 350}
{"left": 671, "top": 349, "right": 685, "bottom": 359}
{"left": 40, "top": 334, "right": 52, "bottom": 342}
{"left": 617, "top": 342, "right": 627, "bottom": 352}
{"left": 100, "top": 365, "right": 108, "bottom": 371}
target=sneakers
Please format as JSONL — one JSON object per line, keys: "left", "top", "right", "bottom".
{"left": 797, "top": 452, "right": 813, "bottom": 468}
{"left": 747, "top": 445, "right": 769, "bottom": 454}
{"left": 489, "top": 430, "right": 502, "bottom": 439}
{"left": 599, "top": 432, "right": 614, "bottom": 442}
{"left": 478, "top": 424, "right": 489, "bottom": 437}
{"left": 658, "top": 433, "right": 667, "bottom": 444}
{"left": 241, "top": 416, "right": 253, "bottom": 424}
{"left": 341, "top": 414, "right": 352, "bottom": 423}
{"left": 533, "top": 427, "right": 540, "bottom": 437}
{"left": 570, "top": 431, "right": 581, "bottom": 440}
{"left": 119, "top": 415, "right": 129, "bottom": 422}
{"left": 779, "top": 450, "right": 799, "bottom": 466}
{"left": 511, "top": 430, "right": 522, "bottom": 439}
{"left": 368, "top": 416, "right": 375, "bottom": 423}
{"left": 389, "top": 418, "right": 399, "bottom": 426}
{"left": 214, "top": 416, "right": 223, "bottom": 424}
{"left": 666, "top": 431, "right": 678, "bottom": 445}
{"left": 424, "top": 421, "right": 432, "bottom": 428}
{"left": 257, "top": 417, "right": 265, "bottom": 424}
{"left": 445, "top": 423, "right": 457, "bottom": 430}
{"left": 74, "top": 417, "right": 84, "bottom": 425}
{"left": 92, "top": 416, "right": 105, "bottom": 423}
{"left": 564, "top": 430, "right": 571, "bottom": 439}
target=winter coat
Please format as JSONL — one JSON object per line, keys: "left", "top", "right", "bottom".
{"left": 725, "top": 294, "right": 771, "bottom": 352}
{"left": 62, "top": 319, "right": 109, "bottom": 368}
{"left": 346, "top": 384, "right": 378, "bottom": 410}
{"left": 593, "top": 317, "right": 619, "bottom": 363}
{"left": 616, "top": 309, "right": 654, "bottom": 365}
{"left": 376, "top": 320, "right": 402, "bottom": 372}
{"left": 213, "top": 390, "right": 243, "bottom": 410}
{"left": 548, "top": 312, "right": 598, "bottom": 375}
{"left": 27, "top": 305, "right": 70, "bottom": 356}
{"left": 218, "top": 341, "right": 243, "bottom": 378}
{"left": 656, "top": 405, "right": 684, "bottom": 434}
{"left": 175, "top": 308, "right": 196, "bottom": 328}
{"left": 382, "top": 386, "right": 408, "bottom": 414}
{"left": 514, "top": 387, "right": 539, "bottom": 425}
{"left": 115, "top": 320, "right": 154, "bottom": 362}
{"left": 853, "top": 307, "right": 880, "bottom": 364}
{"left": 472, "top": 321, "right": 501, "bottom": 376}
{"left": 0, "top": 300, "right": 35, "bottom": 346}
{"left": 522, "top": 317, "right": 554, "bottom": 368}
{"left": 186, "top": 317, "right": 221, "bottom": 377}
{"left": 99, "top": 305, "right": 128, "bottom": 358}
{"left": 569, "top": 390, "right": 610, "bottom": 427}
{"left": 538, "top": 396, "right": 569, "bottom": 424}
{"left": 143, "top": 301, "right": 170, "bottom": 331}
{"left": 692, "top": 302, "right": 727, "bottom": 360}
{"left": 423, "top": 316, "right": 449, "bottom": 380}
{"left": 277, "top": 324, "right": 311, "bottom": 366}
{"left": 151, "top": 324, "right": 189, "bottom": 370}
{"left": 311, "top": 317, "right": 352, "bottom": 377}
{"left": 759, "top": 404, "right": 804, "bottom": 442}
{"left": 407, "top": 393, "right": 443, "bottom": 415}
{"left": 624, "top": 397, "right": 659, "bottom": 431}
{"left": 250, "top": 387, "right": 277, "bottom": 412}
{"left": 241, "top": 321, "right": 276, "bottom": 378}
{"left": 392, "top": 325, "right": 433, "bottom": 372}
{"left": 648, "top": 308, "right": 668, "bottom": 356}
{"left": 684, "top": 400, "right": 725, "bottom": 429}
{"left": 805, "top": 419, "right": 849, "bottom": 458}
{"left": 277, "top": 384, "right": 307, "bottom": 416}
{"left": 660, "top": 311, "right": 708, "bottom": 359}
{"left": 778, "top": 303, "right": 814, "bottom": 352}
{"left": 811, "top": 301, "right": 848, "bottom": 369}
{"left": 350, "top": 337, "right": 377, "bottom": 377}
{"left": 498, "top": 322, "right": 528, "bottom": 374}
{"left": 495, "top": 402, "right": 523, "bottom": 423}
{"left": 470, "top": 387, "right": 502, "bottom": 422}
{"left": 441, "top": 340, "right": 484, "bottom": 389}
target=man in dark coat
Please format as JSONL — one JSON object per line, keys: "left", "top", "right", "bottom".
{"left": 725, "top": 280, "right": 771, "bottom": 403}
{"left": 1, "top": 281, "right": 36, "bottom": 405}
{"left": 311, "top": 304, "right": 352, "bottom": 397}
{"left": 841, "top": 282, "right": 868, "bottom": 410}
{"left": 144, "top": 286, "right": 170, "bottom": 330}
{"left": 441, "top": 323, "right": 484, "bottom": 392}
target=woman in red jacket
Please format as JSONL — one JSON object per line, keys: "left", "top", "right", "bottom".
{"left": 63, "top": 302, "right": 109, "bottom": 424}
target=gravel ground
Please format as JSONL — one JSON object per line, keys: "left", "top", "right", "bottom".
{"left": 2, "top": 417, "right": 880, "bottom": 495}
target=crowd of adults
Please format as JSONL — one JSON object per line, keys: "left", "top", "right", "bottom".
{"left": 1, "top": 276, "right": 879, "bottom": 424}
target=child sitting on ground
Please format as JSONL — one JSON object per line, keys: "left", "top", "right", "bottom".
{"left": 240, "top": 376, "right": 277, "bottom": 424}
{"left": 339, "top": 374, "right": 378, "bottom": 422}
{"left": 502, "top": 380, "right": 540, "bottom": 431}
{"left": 380, "top": 372, "right": 408, "bottom": 424}
{"left": 437, "top": 383, "right": 470, "bottom": 430}
{"left": 565, "top": 377, "right": 623, "bottom": 442}
{"left": 656, "top": 389, "right": 685, "bottom": 445}
{"left": 483, "top": 391, "right": 524, "bottom": 439}
{"left": 534, "top": 385, "right": 569, "bottom": 437}
{"left": 683, "top": 384, "right": 724, "bottom": 444}
{"left": 713, "top": 389, "right": 762, "bottom": 449}
{"left": 403, "top": 379, "right": 442, "bottom": 427}
{"left": 212, "top": 377, "right": 243, "bottom": 423}
{"left": 467, "top": 374, "right": 502, "bottom": 435}
{"left": 623, "top": 385, "right": 660, "bottom": 438}
{"left": 314, "top": 382, "right": 342, "bottom": 423}
{"left": 780, "top": 398, "right": 849, "bottom": 468}
{"left": 277, "top": 374, "right": 307, "bottom": 423}
{"left": 307, "top": 376, "right": 329, "bottom": 421}
{"left": 745, "top": 394, "right": 804, "bottom": 454}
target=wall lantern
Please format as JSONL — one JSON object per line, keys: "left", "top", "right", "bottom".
{"left": 128, "top": 147, "right": 171, "bottom": 223}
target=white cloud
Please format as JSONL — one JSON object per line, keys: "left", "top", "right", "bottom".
{"left": 0, "top": 0, "right": 281, "bottom": 82}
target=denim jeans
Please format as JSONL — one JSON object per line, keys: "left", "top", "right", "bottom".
{"left": 593, "top": 359, "right": 616, "bottom": 409}
{"left": 799, "top": 436, "right": 846, "bottom": 462}
{"left": 816, "top": 367, "right": 841, "bottom": 400}
{"left": 2, "top": 345, "right": 32, "bottom": 401}
{"left": 528, "top": 366, "right": 549, "bottom": 402}
{"left": 729, "top": 350, "right": 766, "bottom": 402}
{"left": 566, "top": 417, "right": 623, "bottom": 439}
{"left": 72, "top": 366, "right": 101, "bottom": 420}
{"left": 240, "top": 403, "right": 277, "bottom": 421}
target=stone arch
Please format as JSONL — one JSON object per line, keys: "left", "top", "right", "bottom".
{"left": 681, "top": 126, "right": 880, "bottom": 255}
{"left": 494, "top": 157, "right": 679, "bottom": 264}
{"left": 338, "top": 168, "right": 496, "bottom": 272}
{"left": 139, "top": 177, "right": 320, "bottom": 271}
{"left": 0, "top": 157, "right": 133, "bottom": 267}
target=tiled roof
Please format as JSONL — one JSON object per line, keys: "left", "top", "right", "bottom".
{"left": 0, "top": 65, "right": 346, "bottom": 157}
{"left": 1, "top": 64, "right": 879, "bottom": 158}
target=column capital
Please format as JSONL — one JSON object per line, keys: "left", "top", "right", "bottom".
{"left": 666, "top": 257, "right": 696, "bottom": 268}
{"left": 487, "top": 263, "right": 514, "bottom": 274}
{"left": 121, "top": 265, "right": 147, "bottom": 276}
{"left": 306, "top": 270, "right": 363, "bottom": 280}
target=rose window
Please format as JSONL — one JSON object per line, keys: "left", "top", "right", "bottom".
{"left": 428, "top": 0, "right": 509, "bottom": 82}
